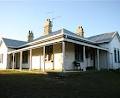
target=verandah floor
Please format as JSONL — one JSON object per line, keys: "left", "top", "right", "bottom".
{"left": 0, "top": 70, "right": 120, "bottom": 98}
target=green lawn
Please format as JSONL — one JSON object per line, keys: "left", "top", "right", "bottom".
{"left": 0, "top": 70, "right": 120, "bottom": 98}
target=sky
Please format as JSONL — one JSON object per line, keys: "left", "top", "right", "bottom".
{"left": 0, "top": 0, "right": 120, "bottom": 41}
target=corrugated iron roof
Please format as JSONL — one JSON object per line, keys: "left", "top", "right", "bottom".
{"left": 2, "top": 38, "right": 27, "bottom": 48}
{"left": 2, "top": 29, "right": 118, "bottom": 49}
{"left": 34, "top": 28, "right": 95, "bottom": 43}
{"left": 18, "top": 28, "right": 96, "bottom": 48}
{"left": 87, "top": 32, "right": 116, "bottom": 43}
{"left": 33, "top": 29, "right": 62, "bottom": 42}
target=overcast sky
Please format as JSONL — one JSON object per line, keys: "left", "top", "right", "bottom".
{"left": 0, "top": 0, "right": 120, "bottom": 41}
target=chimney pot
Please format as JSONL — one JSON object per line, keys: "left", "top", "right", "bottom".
{"left": 43, "top": 18, "right": 52, "bottom": 35}
{"left": 76, "top": 26, "right": 84, "bottom": 37}
{"left": 28, "top": 30, "right": 34, "bottom": 42}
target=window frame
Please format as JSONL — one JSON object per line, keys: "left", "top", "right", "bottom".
{"left": 0, "top": 54, "right": 3, "bottom": 64}
{"left": 114, "top": 48, "right": 117, "bottom": 63}
{"left": 118, "top": 49, "right": 120, "bottom": 63}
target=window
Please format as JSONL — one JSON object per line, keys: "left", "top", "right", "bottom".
{"left": 45, "top": 45, "right": 53, "bottom": 61}
{"left": 0, "top": 54, "right": 3, "bottom": 63}
{"left": 114, "top": 49, "right": 117, "bottom": 63}
{"left": 75, "top": 45, "right": 83, "bottom": 62}
{"left": 0, "top": 40, "right": 2, "bottom": 46}
{"left": 22, "top": 51, "right": 28, "bottom": 64}
{"left": 118, "top": 50, "right": 120, "bottom": 63}
{"left": 114, "top": 48, "right": 120, "bottom": 63}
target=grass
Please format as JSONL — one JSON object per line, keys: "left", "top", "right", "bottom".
{"left": 0, "top": 70, "right": 120, "bottom": 98}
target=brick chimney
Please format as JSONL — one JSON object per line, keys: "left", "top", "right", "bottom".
{"left": 76, "top": 26, "right": 84, "bottom": 37}
{"left": 44, "top": 18, "right": 52, "bottom": 35}
{"left": 28, "top": 30, "right": 34, "bottom": 42}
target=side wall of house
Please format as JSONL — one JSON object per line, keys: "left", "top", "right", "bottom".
{"left": 53, "top": 43, "right": 62, "bottom": 71}
{"left": 64, "top": 42, "right": 75, "bottom": 70}
{"left": 99, "top": 50, "right": 108, "bottom": 69}
{"left": 32, "top": 48, "right": 43, "bottom": 70}
{"left": 31, "top": 44, "right": 63, "bottom": 71}
{"left": 7, "top": 48, "right": 15, "bottom": 68}
{"left": 99, "top": 35, "right": 120, "bottom": 69}
{"left": 99, "top": 43, "right": 111, "bottom": 69}
{"left": 0, "top": 39, "right": 8, "bottom": 69}
{"left": 109, "top": 35, "right": 120, "bottom": 69}
{"left": 13, "top": 44, "right": 63, "bottom": 71}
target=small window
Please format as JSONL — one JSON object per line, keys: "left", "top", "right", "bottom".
{"left": 117, "top": 50, "right": 120, "bottom": 63}
{"left": 0, "top": 54, "right": 3, "bottom": 63}
{"left": 118, "top": 50, "right": 120, "bottom": 63}
{"left": 114, "top": 49, "right": 117, "bottom": 63}
{"left": 22, "top": 51, "right": 28, "bottom": 64}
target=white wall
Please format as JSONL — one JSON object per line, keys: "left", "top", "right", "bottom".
{"left": 53, "top": 43, "right": 62, "bottom": 71}
{"left": 64, "top": 42, "right": 75, "bottom": 70}
{"left": 100, "top": 34, "right": 120, "bottom": 69}
{"left": 0, "top": 39, "right": 8, "bottom": 69}
{"left": 7, "top": 48, "right": 16, "bottom": 69}
{"left": 109, "top": 35, "right": 120, "bottom": 69}
{"left": 32, "top": 48, "right": 42, "bottom": 69}
{"left": 99, "top": 50, "right": 108, "bottom": 69}
{"left": 8, "top": 48, "right": 15, "bottom": 52}
{"left": 31, "top": 44, "right": 63, "bottom": 71}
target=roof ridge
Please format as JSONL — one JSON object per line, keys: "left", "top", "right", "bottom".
{"left": 33, "top": 29, "right": 63, "bottom": 41}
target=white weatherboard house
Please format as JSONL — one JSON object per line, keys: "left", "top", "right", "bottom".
{"left": 0, "top": 19, "right": 120, "bottom": 72}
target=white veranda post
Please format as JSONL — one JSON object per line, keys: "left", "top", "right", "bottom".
{"left": 43, "top": 46, "right": 45, "bottom": 72}
{"left": 83, "top": 46, "right": 86, "bottom": 71}
{"left": 97, "top": 49, "right": 100, "bottom": 70}
{"left": 29, "top": 49, "right": 32, "bottom": 70}
{"left": 20, "top": 51, "right": 22, "bottom": 70}
{"left": 12, "top": 53, "right": 15, "bottom": 69}
{"left": 62, "top": 41, "right": 65, "bottom": 72}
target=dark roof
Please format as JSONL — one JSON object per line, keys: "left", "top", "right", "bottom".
{"left": 62, "top": 28, "right": 96, "bottom": 44}
{"left": 18, "top": 28, "right": 96, "bottom": 48}
{"left": 34, "top": 28, "right": 92, "bottom": 42}
{"left": 2, "top": 38, "right": 27, "bottom": 48}
{"left": 16, "top": 29, "right": 63, "bottom": 48}
{"left": 4, "top": 29, "right": 116, "bottom": 49}
{"left": 62, "top": 28, "right": 78, "bottom": 36}
{"left": 33, "top": 29, "right": 62, "bottom": 41}
{"left": 87, "top": 32, "right": 116, "bottom": 43}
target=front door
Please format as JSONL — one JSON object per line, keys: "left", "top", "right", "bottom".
{"left": 45, "top": 45, "right": 54, "bottom": 71}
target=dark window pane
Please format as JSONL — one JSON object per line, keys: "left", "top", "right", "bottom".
{"left": 114, "top": 49, "right": 117, "bottom": 63}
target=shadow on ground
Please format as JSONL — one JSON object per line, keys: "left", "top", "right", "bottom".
{"left": 0, "top": 70, "right": 120, "bottom": 98}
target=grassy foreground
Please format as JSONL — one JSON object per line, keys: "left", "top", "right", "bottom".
{"left": 0, "top": 70, "right": 120, "bottom": 98}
